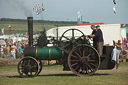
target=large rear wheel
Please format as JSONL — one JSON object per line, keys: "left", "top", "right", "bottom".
{"left": 68, "top": 44, "right": 100, "bottom": 76}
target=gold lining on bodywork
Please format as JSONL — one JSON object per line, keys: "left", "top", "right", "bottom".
{"left": 36, "top": 47, "right": 37, "bottom": 57}
{"left": 28, "top": 19, "right": 33, "bottom": 21}
{"left": 49, "top": 48, "right": 51, "bottom": 60}
{"left": 62, "top": 51, "right": 64, "bottom": 58}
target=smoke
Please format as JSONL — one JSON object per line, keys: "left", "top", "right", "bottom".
{"left": 8, "top": 0, "right": 33, "bottom": 17}
{"left": 15, "top": 0, "right": 32, "bottom": 17}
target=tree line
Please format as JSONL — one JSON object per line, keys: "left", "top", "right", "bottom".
{"left": 0, "top": 18, "right": 89, "bottom": 25}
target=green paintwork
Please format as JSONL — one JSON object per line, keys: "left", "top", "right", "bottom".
{"left": 36, "top": 46, "right": 63, "bottom": 60}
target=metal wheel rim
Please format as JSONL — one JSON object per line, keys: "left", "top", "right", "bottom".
{"left": 68, "top": 44, "right": 100, "bottom": 76}
{"left": 37, "top": 60, "right": 43, "bottom": 75}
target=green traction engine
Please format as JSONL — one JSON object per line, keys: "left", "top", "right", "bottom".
{"left": 17, "top": 17, "right": 115, "bottom": 77}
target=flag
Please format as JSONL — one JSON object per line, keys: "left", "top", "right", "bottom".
{"left": 113, "top": 0, "right": 116, "bottom": 5}
{"left": 113, "top": 5, "right": 116, "bottom": 14}
{"left": 1, "top": 28, "right": 4, "bottom": 34}
{"left": 7, "top": 27, "right": 12, "bottom": 34}
{"left": 123, "top": 24, "right": 126, "bottom": 27}
{"left": 77, "top": 10, "right": 82, "bottom": 23}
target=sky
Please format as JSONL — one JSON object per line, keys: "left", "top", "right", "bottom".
{"left": 0, "top": 0, "right": 128, "bottom": 24}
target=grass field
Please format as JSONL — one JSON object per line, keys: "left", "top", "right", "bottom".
{"left": 0, "top": 21, "right": 75, "bottom": 35}
{"left": 0, "top": 20, "right": 128, "bottom": 35}
{"left": 0, "top": 62, "right": 128, "bottom": 85}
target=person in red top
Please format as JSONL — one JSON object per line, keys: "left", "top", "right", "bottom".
{"left": 10, "top": 39, "right": 13, "bottom": 46}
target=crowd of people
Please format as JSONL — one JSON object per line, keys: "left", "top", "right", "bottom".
{"left": 0, "top": 41, "right": 28, "bottom": 59}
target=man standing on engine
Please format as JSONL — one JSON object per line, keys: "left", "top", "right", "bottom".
{"left": 89, "top": 25, "right": 104, "bottom": 56}
{"left": 90, "top": 25, "right": 97, "bottom": 49}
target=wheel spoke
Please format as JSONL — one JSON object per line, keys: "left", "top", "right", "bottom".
{"left": 90, "top": 63, "right": 97, "bottom": 67}
{"left": 70, "top": 60, "right": 80, "bottom": 62}
{"left": 83, "top": 50, "right": 85, "bottom": 57}
{"left": 32, "top": 69, "right": 37, "bottom": 72}
{"left": 72, "top": 29, "right": 74, "bottom": 40}
{"left": 63, "top": 36, "right": 71, "bottom": 41}
{"left": 71, "top": 63, "right": 78, "bottom": 67}
{"left": 72, "top": 44, "right": 75, "bottom": 48}
{"left": 86, "top": 67, "right": 89, "bottom": 73}
{"left": 63, "top": 43, "right": 71, "bottom": 48}
{"left": 21, "top": 63, "right": 25, "bottom": 67}
{"left": 28, "top": 59, "right": 30, "bottom": 65}
{"left": 75, "top": 42, "right": 79, "bottom": 45}
{"left": 75, "top": 52, "right": 81, "bottom": 58}
{"left": 31, "top": 65, "right": 37, "bottom": 69}
{"left": 87, "top": 64, "right": 94, "bottom": 71}
{"left": 71, "top": 55, "right": 79, "bottom": 59}
{"left": 83, "top": 64, "right": 85, "bottom": 73}
{"left": 75, "top": 63, "right": 81, "bottom": 70}
{"left": 89, "top": 60, "right": 95, "bottom": 62}
{"left": 87, "top": 54, "right": 91, "bottom": 57}
{"left": 78, "top": 48, "right": 82, "bottom": 56}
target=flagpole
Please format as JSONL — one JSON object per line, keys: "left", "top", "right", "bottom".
{"left": 41, "top": 3, "right": 45, "bottom": 30}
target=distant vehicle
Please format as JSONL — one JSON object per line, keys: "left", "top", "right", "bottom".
{"left": 47, "top": 24, "right": 122, "bottom": 46}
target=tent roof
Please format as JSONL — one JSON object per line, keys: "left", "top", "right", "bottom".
{"left": 76, "top": 22, "right": 104, "bottom": 26}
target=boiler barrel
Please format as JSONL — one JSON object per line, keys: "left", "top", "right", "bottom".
{"left": 24, "top": 46, "right": 63, "bottom": 60}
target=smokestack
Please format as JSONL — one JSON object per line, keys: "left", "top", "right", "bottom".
{"left": 27, "top": 17, "right": 33, "bottom": 47}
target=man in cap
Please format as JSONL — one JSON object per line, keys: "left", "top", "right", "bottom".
{"left": 90, "top": 25, "right": 97, "bottom": 49}
{"left": 89, "top": 25, "right": 104, "bottom": 56}
{"left": 85, "top": 25, "right": 97, "bottom": 49}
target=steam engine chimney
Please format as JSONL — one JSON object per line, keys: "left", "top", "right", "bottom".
{"left": 27, "top": 17, "right": 33, "bottom": 47}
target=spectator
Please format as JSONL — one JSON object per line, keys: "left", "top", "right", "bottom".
{"left": 116, "top": 40, "right": 122, "bottom": 54}
{"left": 6, "top": 45, "right": 11, "bottom": 58}
{"left": 124, "top": 38, "right": 127, "bottom": 46}
{"left": 10, "top": 46, "right": 16, "bottom": 59}
{"left": 3, "top": 45, "right": 7, "bottom": 58}
{"left": 16, "top": 43, "right": 20, "bottom": 58}
{"left": 126, "top": 41, "right": 128, "bottom": 50}
{"left": 18, "top": 44, "right": 23, "bottom": 58}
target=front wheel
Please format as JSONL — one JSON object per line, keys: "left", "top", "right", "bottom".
{"left": 17, "top": 57, "right": 39, "bottom": 77}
